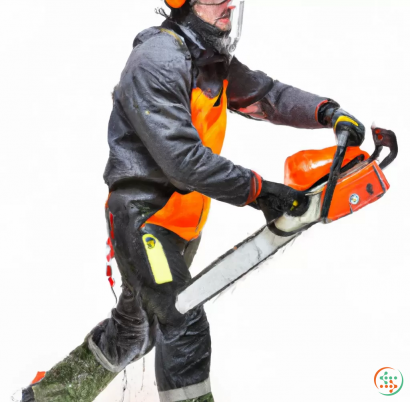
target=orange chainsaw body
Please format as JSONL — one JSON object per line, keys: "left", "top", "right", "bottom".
{"left": 285, "top": 146, "right": 390, "bottom": 223}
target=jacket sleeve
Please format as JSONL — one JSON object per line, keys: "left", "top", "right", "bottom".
{"left": 117, "top": 32, "right": 261, "bottom": 206}
{"left": 227, "top": 57, "right": 334, "bottom": 129}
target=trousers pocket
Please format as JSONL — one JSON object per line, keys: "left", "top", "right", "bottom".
{"left": 142, "top": 234, "right": 173, "bottom": 285}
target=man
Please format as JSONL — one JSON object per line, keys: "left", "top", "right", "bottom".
{"left": 21, "top": 1, "right": 364, "bottom": 401}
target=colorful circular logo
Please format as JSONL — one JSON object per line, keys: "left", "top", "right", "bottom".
{"left": 350, "top": 193, "right": 360, "bottom": 205}
{"left": 145, "top": 237, "right": 157, "bottom": 250}
{"left": 374, "top": 367, "right": 404, "bottom": 396}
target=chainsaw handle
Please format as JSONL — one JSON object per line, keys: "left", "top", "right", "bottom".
{"left": 321, "top": 130, "right": 349, "bottom": 221}
{"left": 370, "top": 127, "right": 398, "bottom": 170}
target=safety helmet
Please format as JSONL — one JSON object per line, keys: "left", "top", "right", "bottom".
{"left": 166, "top": 0, "right": 187, "bottom": 7}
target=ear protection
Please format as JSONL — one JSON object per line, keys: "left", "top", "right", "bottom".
{"left": 166, "top": 0, "right": 187, "bottom": 8}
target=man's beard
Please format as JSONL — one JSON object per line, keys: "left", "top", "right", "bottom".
{"left": 182, "top": 9, "right": 232, "bottom": 57}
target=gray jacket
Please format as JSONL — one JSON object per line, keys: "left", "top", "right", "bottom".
{"left": 103, "top": 19, "right": 329, "bottom": 225}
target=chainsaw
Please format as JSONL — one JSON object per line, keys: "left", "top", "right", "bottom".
{"left": 176, "top": 126, "right": 398, "bottom": 314}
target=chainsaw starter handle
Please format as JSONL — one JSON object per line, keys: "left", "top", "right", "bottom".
{"left": 321, "top": 129, "right": 350, "bottom": 221}
{"left": 369, "top": 127, "right": 398, "bottom": 170}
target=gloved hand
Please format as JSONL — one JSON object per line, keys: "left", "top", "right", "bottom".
{"left": 318, "top": 102, "right": 365, "bottom": 147}
{"left": 331, "top": 108, "right": 365, "bottom": 147}
{"left": 255, "top": 180, "right": 308, "bottom": 225}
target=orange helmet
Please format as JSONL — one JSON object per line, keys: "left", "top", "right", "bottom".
{"left": 166, "top": 0, "right": 232, "bottom": 8}
{"left": 166, "top": 0, "right": 188, "bottom": 8}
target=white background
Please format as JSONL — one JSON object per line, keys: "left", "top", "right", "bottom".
{"left": 1, "top": 0, "right": 409, "bottom": 401}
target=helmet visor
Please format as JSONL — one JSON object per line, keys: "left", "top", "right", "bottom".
{"left": 193, "top": 0, "right": 245, "bottom": 55}
{"left": 194, "top": 0, "right": 233, "bottom": 31}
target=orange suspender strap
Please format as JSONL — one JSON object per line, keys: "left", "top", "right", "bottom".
{"left": 245, "top": 171, "right": 263, "bottom": 205}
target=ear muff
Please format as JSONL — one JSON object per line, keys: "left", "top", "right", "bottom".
{"left": 166, "top": 0, "right": 187, "bottom": 8}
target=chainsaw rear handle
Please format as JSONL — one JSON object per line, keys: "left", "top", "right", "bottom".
{"left": 369, "top": 126, "right": 398, "bottom": 170}
{"left": 321, "top": 129, "right": 350, "bottom": 220}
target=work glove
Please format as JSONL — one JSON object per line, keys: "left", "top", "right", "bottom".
{"left": 332, "top": 108, "right": 365, "bottom": 146}
{"left": 318, "top": 102, "right": 365, "bottom": 147}
{"left": 255, "top": 180, "right": 308, "bottom": 225}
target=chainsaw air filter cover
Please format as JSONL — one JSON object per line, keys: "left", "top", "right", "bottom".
{"left": 284, "top": 146, "right": 370, "bottom": 191}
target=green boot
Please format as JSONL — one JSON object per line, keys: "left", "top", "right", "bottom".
{"left": 31, "top": 340, "right": 118, "bottom": 402}
{"left": 180, "top": 393, "right": 214, "bottom": 402}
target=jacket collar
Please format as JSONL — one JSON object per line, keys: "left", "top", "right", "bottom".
{"left": 161, "top": 19, "right": 228, "bottom": 68}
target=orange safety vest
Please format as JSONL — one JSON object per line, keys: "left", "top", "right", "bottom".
{"left": 147, "top": 80, "right": 229, "bottom": 241}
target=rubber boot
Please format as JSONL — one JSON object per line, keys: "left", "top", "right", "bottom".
{"left": 26, "top": 340, "right": 118, "bottom": 402}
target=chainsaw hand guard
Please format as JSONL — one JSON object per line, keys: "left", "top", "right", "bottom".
{"left": 369, "top": 126, "right": 398, "bottom": 170}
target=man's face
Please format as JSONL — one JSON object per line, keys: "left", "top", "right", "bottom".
{"left": 193, "top": 0, "right": 234, "bottom": 32}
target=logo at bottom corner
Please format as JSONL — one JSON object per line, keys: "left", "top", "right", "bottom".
{"left": 374, "top": 367, "right": 404, "bottom": 396}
